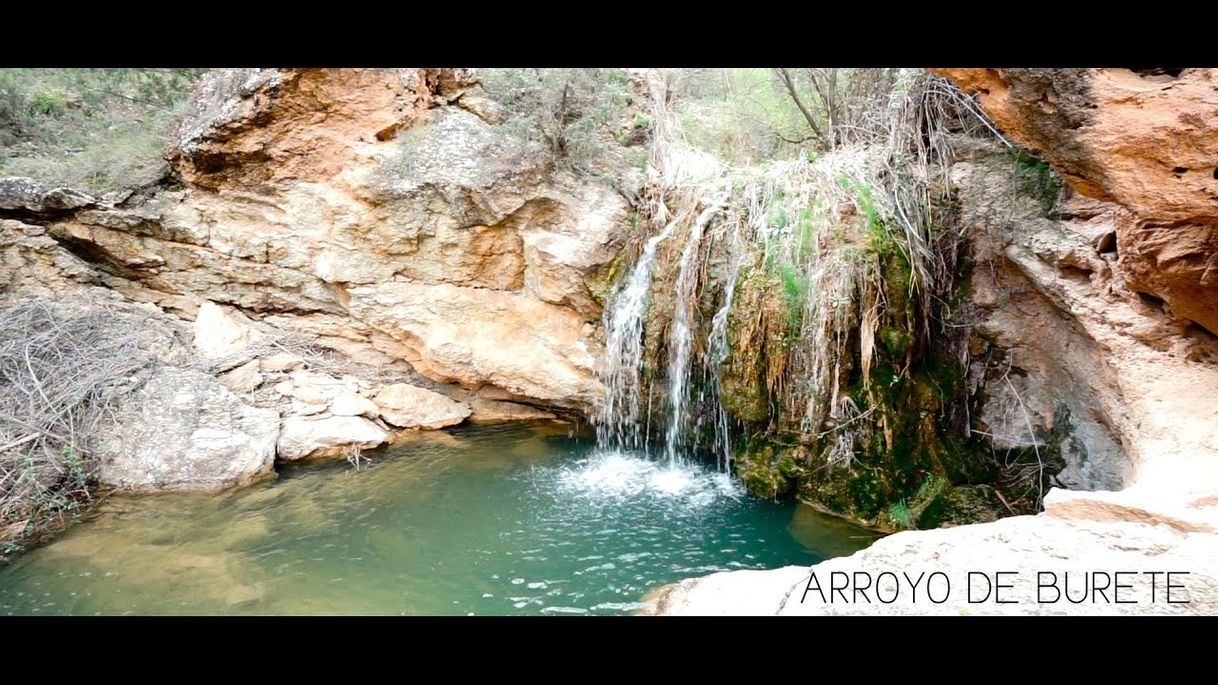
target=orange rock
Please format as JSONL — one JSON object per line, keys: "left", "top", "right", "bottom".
{"left": 933, "top": 68, "right": 1218, "bottom": 335}
{"left": 170, "top": 68, "right": 475, "bottom": 189}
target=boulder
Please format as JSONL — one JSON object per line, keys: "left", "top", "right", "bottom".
{"left": 0, "top": 177, "right": 95, "bottom": 213}
{"left": 372, "top": 382, "right": 472, "bottom": 429}
{"left": 916, "top": 485, "right": 1007, "bottom": 528}
{"left": 193, "top": 301, "right": 253, "bottom": 359}
{"left": 277, "top": 370, "right": 356, "bottom": 406}
{"left": 277, "top": 415, "right": 389, "bottom": 461}
{"left": 260, "top": 352, "right": 304, "bottom": 372}
{"left": 96, "top": 368, "right": 279, "bottom": 490}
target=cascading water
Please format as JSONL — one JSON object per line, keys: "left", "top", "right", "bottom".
{"left": 595, "top": 193, "right": 728, "bottom": 474}
{"left": 591, "top": 70, "right": 738, "bottom": 485}
{"left": 705, "top": 222, "right": 746, "bottom": 472}
{"left": 595, "top": 217, "right": 681, "bottom": 452}
{"left": 664, "top": 199, "right": 723, "bottom": 465}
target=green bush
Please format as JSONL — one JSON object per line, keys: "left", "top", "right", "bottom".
{"left": 672, "top": 68, "right": 809, "bottom": 165}
{"left": 477, "top": 68, "right": 637, "bottom": 174}
{"left": 0, "top": 69, "right": 204, "bottom": 193}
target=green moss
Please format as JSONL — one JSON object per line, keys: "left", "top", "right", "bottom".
{"left": 800, "top": 463, "right": 891, "bottom": 523}
{"left": 1001, "top": 148, "right": 1063, "bottom": 214}
{"left": 715, "top": 180, "right": 1016, "bottom": 531}
{"left": 734, "top": 439, "right": 804, "bottom": 499}
{"left": 880, "top": 327, "right": 913, "bottom": 358}
{"left": 584, "top": 245, "right": 632, "bottom": 307}
{"left": 717, "top": 261, "right": 788, "bottom": 424}
{"left": 916, "top": 485, "right": 1006, "bottom": 528}
{"left": 775, "top": 263, "right": 807, "bottom": 333}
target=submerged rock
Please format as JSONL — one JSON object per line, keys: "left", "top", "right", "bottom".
{"left": 467, "top": 397, "right": 558, "bottom": 423}
{"left": 916, "top": 485, "right": 1006, "bottom": 528}
{"left": 97, "top": 368, "right": 279, "bottom": 491}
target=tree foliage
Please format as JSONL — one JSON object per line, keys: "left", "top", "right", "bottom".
{"left": 773, "top": 68, "right": 899, "bottom": 151}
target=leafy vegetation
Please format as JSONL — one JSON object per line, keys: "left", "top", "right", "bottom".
{"left": 0, "top": 69, "right": 203, "bottom": 193}
{"left": 477, "top": 68, "right": 643, "bottom": 175}
{"left": 1003, "top": 147, "right": 1063, "bottom": 213}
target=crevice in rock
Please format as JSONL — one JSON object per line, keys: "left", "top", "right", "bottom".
{"left": 1095, "top": 231, "right": 1117, "bottom": 255}
{"left": 1129, "top": 67, "right": 1185, "bottom": 80}
{"left": 52, "top": 233, "right": 162, "bottom": 285}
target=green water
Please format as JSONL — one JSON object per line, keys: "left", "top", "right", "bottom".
{"left": 0, "top": 423, "right": 879, "bottom": 615}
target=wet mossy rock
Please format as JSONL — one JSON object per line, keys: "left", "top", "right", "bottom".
{"left": 725, "top": 222, "right": 1005, "bottom": 530}
{"left": 916, "top": 485, "right": 1006, "bottom": 528}
{"left": 734, "top": 440, "right": 805, "bottom": 499}
{"left": 718, "top": 261, "right": 789, "bottom": 424}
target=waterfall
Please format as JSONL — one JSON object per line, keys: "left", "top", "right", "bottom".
{"left": 705, "top": 223, "right": 745, "bottom": 472}
{"left": 595, "top": 196, "right": 724, "bottom": 469}
{"left": 595, "top": 217, "right": 681, "bottom": 452}
{"left": 664, "top": 200, "right": 723, "bottom": 465}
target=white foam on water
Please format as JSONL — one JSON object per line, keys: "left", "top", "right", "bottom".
{"left": 553, "top": 449, "right": 743, "bottom": 506}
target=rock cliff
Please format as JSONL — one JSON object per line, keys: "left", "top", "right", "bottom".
{"left": 933, "top": 68, "right": 1218, "bottom": 337}
{"left": 9, "top": 68, "right": 629, "bottom": 413}
{"left": 0, "top": 68, "right": 628, "bottom": 506}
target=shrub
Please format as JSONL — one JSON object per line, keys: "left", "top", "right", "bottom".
{"left": 476, "top": 68, "right": 637, "bottom": 174}
{"left": 0, "top": 298, "right": 157, "bottom": 554}
{"left": 0, "top": 69, "right": 204, "bottom": 193}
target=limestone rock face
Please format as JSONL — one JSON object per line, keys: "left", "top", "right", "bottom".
{"left": 647, "top": 506, "right": 1218, "bottom": 616}
{"left": 169, "top": 69, "right": 470, "bottom": 189}
{"left": 933, "top": 68, "right": 1218, "bottom": 335}
{"left": 19, "top": 68, "right": 629, "bottom": 413}
{"left": 221, "top": 359, "right": 262, "bottom": 393}
{"left": 372, "top": 382, "right": 473, "bottom": 429}
{"left": 0, "top": 219, "right": 99, "bottom": 295}
{"left": 0, "top": 177, "right": 95, "bottom": 214}
{"left": 329, "top": 391, "right": 379, "bottom": 418}
{"left": 276, "top": 415, "right": 389, "bottom": 461}
{"left": 97, "top": 368, "right": 279, "bottom": 490}
{"left": 349, "top": 282, "right": 600, "bottom": 409}
{"left": 467, "top": 398, "right": 558, "bottom": 423}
